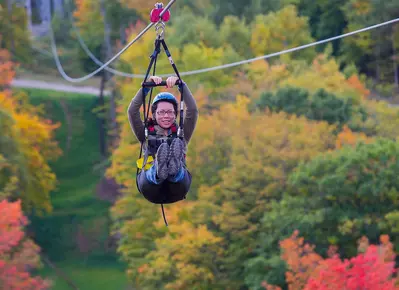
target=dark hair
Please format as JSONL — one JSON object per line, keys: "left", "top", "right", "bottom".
{"left": 151, "top": 100, "right": 178, "bottom": 116}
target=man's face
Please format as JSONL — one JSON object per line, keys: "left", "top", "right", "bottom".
{"left": 155, "top": 101, "right": 176, "bottom": 129}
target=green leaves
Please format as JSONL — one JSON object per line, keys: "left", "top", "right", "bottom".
{"left": 256, "top": 86, "right": 356, "bottom": 127}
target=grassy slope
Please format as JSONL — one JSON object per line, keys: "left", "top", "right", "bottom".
{"left": 16, "top": 88, "right": 128, "bottom": 289}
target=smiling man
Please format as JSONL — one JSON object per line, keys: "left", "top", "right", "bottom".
{"left": 127, "top": 75, "right": 198, "bottom": 205}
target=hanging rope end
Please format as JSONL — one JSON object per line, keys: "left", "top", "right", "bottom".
{"left": 161, "top": 204, "right": 168, "bottom": 226}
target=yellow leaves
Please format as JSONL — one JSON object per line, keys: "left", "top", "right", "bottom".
{"left": 137, "top": 202, "right": 224, "bottom": 289}
{"left": 73, "top": 0, "right": 103, "bottom": 44}
{"left": 191, "top": 85, "right": 209, "bottom": 110}
{"left": 281, "top": 54, "right": 364, "bottom": 103}
{"left": 248, "top": 60, "right": 290, "bottom": 92}
{"left": 0, "top": 82, "right": 60, "bottom": 214}
{"left": 250, "top": 5, "right": 315, "bottom": 61}
{"left": 349, "top": 0, "right": 372, "bottom": 16}
{"left": 118, "top": 0, "right": 154, "bottom": 18}
{"left": 362, "top": 100, "right": 399, "bottom": 140}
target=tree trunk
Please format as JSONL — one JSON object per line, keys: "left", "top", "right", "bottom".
{"left": 6, "top": 0, "right": 15, "bottom": 57}
{"left": 101, "top": 0, "right": 118, "bottom": 142}
{"left": 40, "top": 0, "right": 51, "bottom": 23}
{"left": 120, "top": 25, "right": 126, "bottom": 45}
{"left": 375, "top": 32, "right": 381, "bottom": 84}
{"left": 52, "top": 0, "right": 64, "bottom": 17}
{"left": 25, "top": 0, "right": 32, "bottom": 32}
{"left": 393, "top": 25, "right": 399, "bottom": 89}
{"left": 98, "top": 71, "right": 107, "bottom": 158}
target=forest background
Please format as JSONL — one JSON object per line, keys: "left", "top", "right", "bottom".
{"left": 1, "top": 0, "right": 399, "bottom": 289}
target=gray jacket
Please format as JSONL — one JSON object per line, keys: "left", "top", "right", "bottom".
{"left": 127, "top": 83, "right": 199, "bottom": 151}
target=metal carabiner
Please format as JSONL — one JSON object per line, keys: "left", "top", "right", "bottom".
{"left": 155, "top": 21, "right": 166, "bottom": 39}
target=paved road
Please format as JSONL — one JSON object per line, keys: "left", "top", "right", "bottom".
{"left": 11, "top": 79, "right": 110, "bottom": 96}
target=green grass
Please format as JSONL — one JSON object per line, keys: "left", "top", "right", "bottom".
{"left": 38, "top": 258, "right": 128, "bottom": 290}
{"left": 14, "top": 88, "right": 129, "bottom": 289}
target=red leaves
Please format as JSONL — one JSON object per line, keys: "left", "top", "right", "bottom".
{"left": 305, "top": 245, "right": 397, "bottom": 290}
{"left": 264, "top": 231, "right": 399, "bottom": 290}
{"left": 0, "top": 200, "right": 51, "bottom": 290}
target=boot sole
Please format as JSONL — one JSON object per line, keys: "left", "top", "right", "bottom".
{"left": 169, "top": 138, "right": 184, "bottom": 176}
{"left": 156, "top": 143, "right": 169, "bottom": 181}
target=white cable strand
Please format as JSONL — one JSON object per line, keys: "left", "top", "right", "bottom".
{"left": 177, "top": 17, "right": 399, "bottom": 76}
{"left": 66, "top": 0, "right": 147, "bottom": 78}
{"left": 66, "top": 16, "right": 399, "bottom": 79}
{"left": 49, "top": 0, "right": 399, "bottom": 82}
{"left": 48, "top": 19, "right": 153, "bottom": 82}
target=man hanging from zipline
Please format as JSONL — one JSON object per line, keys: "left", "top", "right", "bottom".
{"left": 128, "top": 75, "right": 198, "bottom": 205}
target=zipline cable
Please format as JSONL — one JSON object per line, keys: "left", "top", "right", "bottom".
{"left": 48, "top": 0, "right": 399, "bottom": 82}
{"left": 65, "top": 0, "right": 147, "bottom": 78}
{"left": 73, "top": 15, "right": 399, "bottom": 77}
{"left": 46, "top": 0, "right": 176, "bottom": 83}
{"left": 178, "top": 17, "right": 399, "bottom": 76}
{"left": 48, "top": 17, "right": 153, "bottom": 83}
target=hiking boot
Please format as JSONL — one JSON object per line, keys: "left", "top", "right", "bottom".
{"left": 168, "top": 138, "right": 184, "bottom": 177}
{"left": 155, "top": 142, "right": 169, "bottom": 181}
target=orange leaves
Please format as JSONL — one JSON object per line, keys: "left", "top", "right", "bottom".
{"left": 265, "top": 231, "right": 399, "bottom": 290}
{"left": 335, "top": 125, "right": 372, "bottom": 149}
{"left": 0, "top": 200, "right": 52, "bottom": 290}
{"left": 346, "top": 75, "right": 370, "bottom": 99}
{"left": 0, "top": 49, "right": 15, "bottom": 88}
{"left": 263, "top": 230, "right": 323, "bottom": 290}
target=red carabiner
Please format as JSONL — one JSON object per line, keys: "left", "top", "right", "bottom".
{"left": 150, "top": 3, "right": 171, "bottom": 23}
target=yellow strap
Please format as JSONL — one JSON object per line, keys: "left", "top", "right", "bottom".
{"left": 136, "top": 155, "right": 154, "bottom": 170}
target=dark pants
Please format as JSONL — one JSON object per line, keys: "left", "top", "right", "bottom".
{"left": 136, "top": 168, "right": 192, "bottom": 204}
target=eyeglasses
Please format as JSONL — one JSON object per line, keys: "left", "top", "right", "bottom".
{"left": 156, "top": 110, "right": 175, "bottom": 116}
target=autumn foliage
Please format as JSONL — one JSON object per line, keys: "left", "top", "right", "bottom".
{"left": 0, "top": 48, "right": 61, "bottom": 213}
{"left": 103, "top": 2, "right": 399, "bottom": 289}
{"left": 264, "top": 231, "right": 399, "bottom": 290}
{"left": 0, "top": 199, "right": 51, "bottom": 290}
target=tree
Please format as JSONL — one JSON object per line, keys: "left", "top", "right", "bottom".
{"left": 170, "top": 8, "right": 221, "bottom": 49}
{"left": 219, "top": 16, "right": 252, "bottom": 58}
{"left": 0, "top": 49, "right": 61, "bottom": 214}
{"left": 0, "top": 199, "right": 52, "bottom": 289}
{"left": 289, "top": 139, "right": 399, "bottom": 256}
{"left": 359, "top": 99, "right": 399, "bottom": 139}
{"left": 263, "top": 231, "right": 398, "bottom": 290}
{"left": 250, "top": 5, "right": 316, "bottom": 63}
{"left": 340, "top": 0, "right": 399, "bottom": 87}
{"left": 0, "top": 0, "right": 32, "bottom": 62}
{"left": 255, "top": 86, "right": 358, "bottom": 128}
{"left": 281, "top": 54, "right": 367, "bottom": 100}
{"left": 134, "top": 203, "right": 227, "bottom": 290}
{"left": 247, "top": 138, "right": 399, "bottom": 289}
{"left": 297, "top": 0, "right": 348, "bottom": 56}
{"left": 192, "top": 96, "right": 336, "bottom": 288}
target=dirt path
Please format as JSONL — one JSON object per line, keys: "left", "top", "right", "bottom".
{"left": 11, "top": 79, "right": 110, "bottom": 96}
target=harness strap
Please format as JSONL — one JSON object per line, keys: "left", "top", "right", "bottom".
{"left": 161, "top": 204, "right": 168, "bottom": 226}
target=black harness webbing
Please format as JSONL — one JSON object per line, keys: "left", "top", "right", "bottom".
{"left": 138, "top": 35, "right": 185, "bottom": 227}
